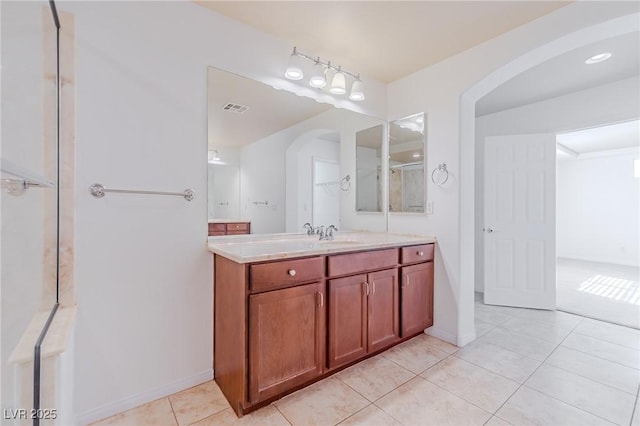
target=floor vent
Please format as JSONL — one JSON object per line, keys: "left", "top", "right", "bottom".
{"left": 221, "top": 103, "right": 249, "bottom": 114}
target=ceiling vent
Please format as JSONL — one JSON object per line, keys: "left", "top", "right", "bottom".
{"left": 221, "top": 103, "right": 249, "bottom": 114}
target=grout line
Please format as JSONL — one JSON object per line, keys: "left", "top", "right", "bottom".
{"left": 272, "top": 403, "right": 294, "bottom": 426}
{"left": 570, "top": 327, "right": 640, "bottom": 350}
{"left": 558, "top": 338, "right": 640, "bottom": 371}
{"left": 486, "top": 316, "right": 584, "bottom": 417}
{"left": 630, "top": 384, "right": 639, "bottom": 426}
{"left": 166, "top": 396, "right": 180, "bottom": 426}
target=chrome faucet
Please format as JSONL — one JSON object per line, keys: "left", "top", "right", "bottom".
{"left": 303, "top": 222, "right": 314, "bottom": 235}
{"left": 325, "top": 225, "right": 338, "bottom": 240}
{"left": 318, "top": 225, "right": 338, "bottom": 240}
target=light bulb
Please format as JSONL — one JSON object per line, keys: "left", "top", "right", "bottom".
{"left": 285, "top": 53, "right": 304, "bottom": 80}
{"left": 309, "top": 63, "right": 326, "bottom": 88}
{"left": 330, "top": 71, "right": 346, "bottom": 95}
{"left": 349, "top": 79, "right": 365, "bottom": 101}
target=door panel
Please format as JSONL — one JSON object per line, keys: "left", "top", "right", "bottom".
{"left": 367, "top": 269, "right": 399, "bottom": 352}
{"left": 327, "top": 274, "right": 367, "bottom": 369}
{"left": 401, "top": 262, "right": 434, "bottom": 336}
{"left": 249, "top": 282, "right": 324, "bottom": 402}
{"left": 484, "top": 134, "right": 556, "bottom": 309}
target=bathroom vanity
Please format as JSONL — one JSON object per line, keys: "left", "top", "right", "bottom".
{"left": 208, "top": 220, "right": 251, "bottom": 236}
{"left": 208, "top": 232, "right": 435, "bottom": 416}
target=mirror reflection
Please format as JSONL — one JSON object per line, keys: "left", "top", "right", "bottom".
{"left": 207, "top": 67, "right": 386, "bottom": 235}
{"left": 389, "top": 113, "right": 425, "bottom": 213}
{"left": 355, "top": 124, "right": 384, "bottom": 212}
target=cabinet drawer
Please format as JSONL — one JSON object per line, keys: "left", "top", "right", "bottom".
{"left": 226, "top": 222, "right": 250, "bottom": 234}
{"left": 209, "top": 223, "right": 226, "bottom": 236}
{"left": 401, "top": 244, "right": 434, "bottom": 264}
{"left": 250, "top": 257, "right": 324, "bottom": 292}
{"left": 328, "top": 248, "right": 398, "bottom": 277}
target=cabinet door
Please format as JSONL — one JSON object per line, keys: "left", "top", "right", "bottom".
{"left": 367, "top": 269, "right": 400, "bottom": 352}
{"left": 327, "top": 274, "right": 368, "bottom": 369}
{"left": 401, "top": 262, "right": 434, "bottom": 337}
{"left": 249, "top": 282, "right": 324, "bottom": 403}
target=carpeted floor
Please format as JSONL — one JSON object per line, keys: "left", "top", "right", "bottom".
{"left": 556, "top": 258, "right": 640, "bottom": 329}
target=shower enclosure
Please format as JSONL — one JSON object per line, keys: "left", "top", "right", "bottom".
{"left": 1, "top": 1, "right": 65, "bottom": 424}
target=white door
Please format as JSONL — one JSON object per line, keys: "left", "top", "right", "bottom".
{"left": 484, "top": 134, "right": 556, "bottom": 309}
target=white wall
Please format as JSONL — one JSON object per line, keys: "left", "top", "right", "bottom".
{"left": 356, "top": 146, "right": 381, "bottom": 212}
{"left": 557, "top": 150, "right": 640, "bottom": 266}
{"left": 54, "top": 1, "right": 387, "bottom": 423}
{"left": 387, "top": 3, "right": 639, "bottom": 345}
{"left": 475, "top": 77, "right": 640, "bottom": 290}
{"left": 0, "top": 0, "right": 50, "bottom": 410}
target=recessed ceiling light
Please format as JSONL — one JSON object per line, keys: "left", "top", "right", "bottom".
{"left": 585, "top": 52, "right": 612, "bottom": 64}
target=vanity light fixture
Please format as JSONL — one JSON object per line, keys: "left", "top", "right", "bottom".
{"left": 349, "top": 77, "right": 365, "bottom": 101}
{"left": 284, "top": 47, "right": 304, "bottom": 80}
{"left": 309, "top": 62, "right": 327, "bottom": 88}
{"left": 208, "top": 149, "right": 221, "bottom": 164}
{"left": 585, "top": 52, "right": 612, "bottom": 64}
{"left": 412, "top": 153, "right": 422, "bottom": 158}
{"left": 330, "top": 68, "right": 346, "bottom": 95}
{"left": 284, "top": 46, "right": 365, "bottom": 101}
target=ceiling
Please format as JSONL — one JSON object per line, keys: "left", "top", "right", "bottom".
{"left": 477, "top": 31, "right": 640, "bottom": 116}
{"left": 197, "top": 1, "right": 568, "bottom": 83}
{"left": 556, "top": 119, "right": 639, "bottom": 157}
{"left": 208, "top": 67, "right": 332, "bottom": 148}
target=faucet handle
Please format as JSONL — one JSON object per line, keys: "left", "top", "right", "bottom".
{"left": 303, "top": 223, "right": 314, "bottom": 235}
{"left": 326, "top": 225, "right": 338, "bottom": 239}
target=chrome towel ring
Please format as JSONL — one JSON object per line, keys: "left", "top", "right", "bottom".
{"left": 431, "top": 163, "right": 449, "bottom": 186}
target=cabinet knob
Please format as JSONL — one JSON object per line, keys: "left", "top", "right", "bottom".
{"left": 417, "top": 251, "right": 424, "bottom": 256}
{"left": 287, "top": 269, "right": 296, "bottom": 277}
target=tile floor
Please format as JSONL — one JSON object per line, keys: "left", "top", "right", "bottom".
{"left": 91, "top": 294, "right": 640, "bottom": 426}
{"left": 557, "top": 258, "right": 640, "bottom": 329}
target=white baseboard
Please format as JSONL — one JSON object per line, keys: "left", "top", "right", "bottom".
{"left": 456, "top": 328, "right": 477, "bottom": 347}
{"left": 75, "top": 369, "right": 213, "bottom": 426}
{"left": 425, "top": 326, "right": 457, "bottom": 345}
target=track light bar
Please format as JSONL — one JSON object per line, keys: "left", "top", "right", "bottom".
{"left": 285, "top": 47, "right": 365, "bottom": 101}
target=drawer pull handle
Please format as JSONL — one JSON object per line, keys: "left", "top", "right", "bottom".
{"left": 287, "top": 269, "right": 296, "bottom": 276}
{"left": 417, "top": 251, "right": 424, "bottom": 256}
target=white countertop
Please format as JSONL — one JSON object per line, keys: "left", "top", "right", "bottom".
{"left": 207, "top": 231, "right": 436, "bottom": 263}
{"left": 208, "top": 219, "right": 251, "bottom": 224}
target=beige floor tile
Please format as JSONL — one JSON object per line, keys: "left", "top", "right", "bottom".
{"left": 497, "top": 386, "right": 614, "bottom": 426}
{"left": 499, "top": 317, "right": 573, "bottom": 344}
{"left": 335, "top": 355, "right": 415, "bottom": 402}
{"left": 485, "top": 416, "right": 513, "bottom": 426}
{"left": 514, "top": 308, "right": 583, "bottom": 329}
{"left": 191, "top": 406, "right": 290, "bottom": 426}
{"left": 562, "top": 332, "right": 640, "bottom": 369}
{"left": 376, "top": 377, "right": 492, "bottom": 426}
{"left": 525, "top": 364, "right": 635, "bottom": 425}
{"left": 475, "top": 305, "right": 515, "bottom": 326}
{"left": 454, "top": 342, "right": 540, "bottom": 383}
{"left": 421, "top": 356, "right": 519, "bottom": 413}
{"left": 573, "top": 320, "right": 640, "bottom": 350}
{"left": 381, "top": 335, "right": 450, "bottom": 374}
{"left": 273, "top": 377, "right": 368, "bottom": 426}
{"left": 89, "top": 398, "right": 176, "bottom": 426}
{"left": 545, "top": 345, "right": 640, "bottom": 394}
{"left": 338, "top": 405, "right": 401, "bottom": 426}
{"left": 169, "top": 381, "right": 230, "bottom": 426}
{"left": 480, "top": 327, "right": 557, "bottom": 361}
{"left": 475, "top": 318, "right": 496, "bottom": 337}
{"left": 422, "top": 333, "right": 459, "bottom": 354}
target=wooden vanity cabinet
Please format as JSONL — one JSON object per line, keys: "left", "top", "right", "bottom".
{"left": 208, "top": 221, "right": 251, "bottom": 236}
{"left": 214, "top": 243, "right": 434, "bottom": 417}
{"left": 327, "top": 250, "right": 400, "bottom": 369}
{"left": 249, "top": 281, "right": 325, "bottom": 403}
{"left": 400, "top": 244, "right": 435, "bottom": 337}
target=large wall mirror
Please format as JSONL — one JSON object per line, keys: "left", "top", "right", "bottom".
{"left": 389, "top": 113, "right": 426, "bottom": 213}
{"left": 207, "top": 67, "right": 386, "bottom": 235}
